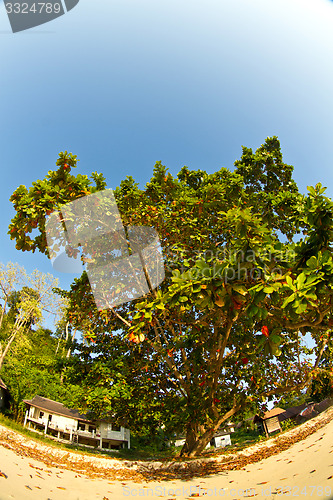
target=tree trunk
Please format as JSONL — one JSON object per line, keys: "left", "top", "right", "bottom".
{"left": 180, "top": 403, "right": 243, "bottom": 457}
{"left": 66, "top": 328, "right": 77, "bottom": 359}
{"left": 180, "top": 421, "right": 215, "bottom": 457}
{"left": 0, "top": 331, "right": 18, "bottom": 371}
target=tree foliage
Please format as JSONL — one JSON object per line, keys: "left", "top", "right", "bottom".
{"left": 8, "top": 138, "right": 333, "bottom": 456}
{"left": 0, "top": 262, "right": 64, "bottom": 372}
{"left": 2, "top": 325, "right": 83, "bottom": 420}
{"left": 309, "top": 342, "right": 333, "bottom": 402}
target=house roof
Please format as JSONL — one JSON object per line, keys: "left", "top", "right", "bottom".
{"left": 298, "top": 404, "right": 317, "bottom": 420}
{"left": 23, "top": 395, "right": 91, "bottom": 423}
{"left": 313, "top": 398, "right": 333, "bottom": 414}
{"left": 0, "top": 378, "right": 7, "bottom": 390}
{"left": 213, "top": 431, "right": 231, "bottom": 438}
{"left": 278, "top": 403, "right": 309, "bottom": 421}
{"left": 264, "top": 407, "right": 286, "bottom": 419}
{"left": 253, "top": 407, "right": 285, "bottom": 423}
{"left": 294, "top": 398, "right": 333, "bottom": 421}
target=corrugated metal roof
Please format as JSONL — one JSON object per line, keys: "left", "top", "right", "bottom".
{"left": 253, "top": 398, "right": 333, "bottom": 425}
{"left": 23, "top": 395, "right": 91, "bottom": 422}
{"left": 314, "top": 398, "right": 333, "bottom": 414}
{"left": 278, "top": 403, "right": 309, "bottom": 421}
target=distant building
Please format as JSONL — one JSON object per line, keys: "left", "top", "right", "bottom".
{"left": 277, "top": 403, "right": 310, "bottom": 423}
{"left": 173, "top": 430, "right": 232, "bottom": 449}
{"left": 253, "top": 407, "right": 284, "bottom": 436}
{"left": 254, "top": 399, "right": 333, "bottom": 436}
{"left": 294, "top": 398, "right": 333, "bottom": 424}
{"left": 221, "top": 421, "right": 235, "bottom": 433}
{"left": 23, "top": 395, "right": 130, "bottom": 450}
{"left": 210, "top": 431, "right": 232, "bottom": 448}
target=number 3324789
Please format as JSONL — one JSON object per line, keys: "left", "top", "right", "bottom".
{"left": 5, "top": 3, "right": 62, "bottom": 14}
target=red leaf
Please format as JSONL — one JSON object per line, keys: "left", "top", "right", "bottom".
{"left": 262, "top": 325, "right": 269, "bottom": 337}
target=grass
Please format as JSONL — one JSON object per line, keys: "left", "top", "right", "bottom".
{"left": 228, "top": 428, "right": 262, "bottom": 449}
{"left": 208, "top": 420, "right": 302, "bottom": 457}
{"left": 201, "top": 427, "right": 263, "bottom": 457}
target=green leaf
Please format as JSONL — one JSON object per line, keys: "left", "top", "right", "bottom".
{"left": 247, "top": 305, "right": 258, "bottom": 317}
{"left": 306, "top": 255, "right": 318, "bottom": 269}
{"left": 196, "top": 259, "right": 208, "bottom": 270}
{"left": 294, "top": 302, "right": 307, "bottom": 314}
{"left": 296, "top": 273, "right": 306, "bottom": 288}
{"left": 269, "top": 334, "right": 281, "bottom": 345}
{"left": 285, "top": 275, "right": 294, "bottom": 288}
{"left": 232, "top": 284, "right": 247, "bottom": 296}
{"left": 282, "top": 293, "right": 295, "bottom": 309}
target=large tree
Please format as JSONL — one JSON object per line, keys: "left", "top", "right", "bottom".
{"left": 8, "top": 138, "right": 333, "bottom": 456}
{"left": 0, "top": 262, "right": 63, "bottom": 372}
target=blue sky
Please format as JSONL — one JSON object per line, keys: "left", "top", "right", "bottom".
{"left": 1, "top": 0, "right": 333, "bottom": 295}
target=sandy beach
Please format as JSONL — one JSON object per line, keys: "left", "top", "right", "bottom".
{"left": 0, "top": 407, "right": 333, "bottom": 500}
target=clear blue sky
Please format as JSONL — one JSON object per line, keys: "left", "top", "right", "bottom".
{"left": 1, "top": 0, "right": 333, "bottom": 294}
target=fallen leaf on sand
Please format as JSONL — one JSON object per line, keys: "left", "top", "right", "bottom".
{"left": 1, "top": 407, "right": 333, "bottom": 483}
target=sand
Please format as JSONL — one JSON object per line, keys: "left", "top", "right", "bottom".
{"left": 0, "top": 407, "right": 333, "bottom": 500}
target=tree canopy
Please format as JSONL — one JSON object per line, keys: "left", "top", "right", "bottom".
{"left": 0, "top": 262, "right": 63, "bottom": 372}
{"left": 8, "top": 137, "right": 333, "bottom": 456}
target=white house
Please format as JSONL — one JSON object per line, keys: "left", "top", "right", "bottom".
{"left": 23, "top": 395, "right": 130, "bottom": 450}
{"left": 173, "top": 430, "right": 231, "bottom": 449}
{"left": 210, "top": 432, "right": 231, "bottom": 448}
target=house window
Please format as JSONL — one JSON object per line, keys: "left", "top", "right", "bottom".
{"left": 88, "top": 425, "right": 96, "bottom": 433}
{"left": 48, "top": 415, "right": 52, "bottom": 422}
{"left": 112, "top": 424, "right": 121, "bottom": 432}
{"left": 78, "top": 422, "right": 86, "bottom": 431}
{"left": 39, "top": 411, "right": 44, "bottom": 418}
